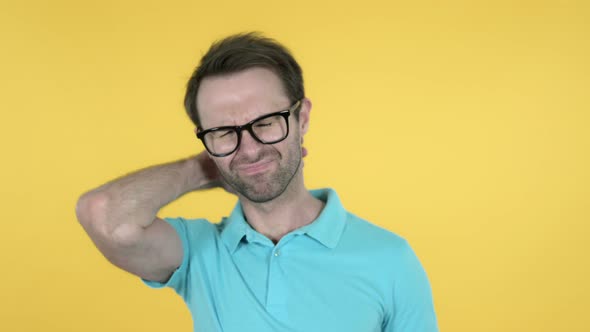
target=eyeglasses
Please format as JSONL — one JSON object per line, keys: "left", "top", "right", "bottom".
{"left": 196, "top": 100, "right": 301, "bottom": 157}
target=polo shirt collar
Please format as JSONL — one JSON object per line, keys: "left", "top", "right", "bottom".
{"left": 220, "top": 188, "right": 347, "bottom": 253}
{"left": 219, "top": 204, "right": 250, "bottom": 254}
{"left": 295, "top": 188, "right": 347, "bottom": 249}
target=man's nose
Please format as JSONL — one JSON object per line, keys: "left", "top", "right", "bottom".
{"left": 236, "top": 129, "right": 263, "bottom": 157}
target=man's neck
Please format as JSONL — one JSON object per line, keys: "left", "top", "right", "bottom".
{"left": 239, "top": 180, "right": 325, "bottom": 244}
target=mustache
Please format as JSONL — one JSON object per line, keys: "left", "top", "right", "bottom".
{"left": 230, "top": 149, "right": 279, "bottom": 169}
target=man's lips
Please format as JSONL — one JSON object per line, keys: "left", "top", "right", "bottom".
{"left": 235, "top": 160, "right": 274, "bottom": 175}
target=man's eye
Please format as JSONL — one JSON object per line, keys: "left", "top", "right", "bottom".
{"left": 255, "top": 122, "right": 273, "bottom": 128}
{"left": 214, "top": 130, "right": 233, "bottom": 138}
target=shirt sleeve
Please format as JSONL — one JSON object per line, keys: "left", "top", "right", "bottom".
{"left": 141, "top": 217, "right": 191, "bottom": 298}
{"left": 383, "top": 241, "right": 439, "bottom": 332}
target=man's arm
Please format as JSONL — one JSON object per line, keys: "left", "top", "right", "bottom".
{"left": 75, "top": 152, "right": 220, "bottom": 283}
{"left": 383, "top": 241, "right": 439, "bottom": 332}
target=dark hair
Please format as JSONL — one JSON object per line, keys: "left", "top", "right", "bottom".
{"left": 184, "top": 32, "right": 305, "bottom": 128}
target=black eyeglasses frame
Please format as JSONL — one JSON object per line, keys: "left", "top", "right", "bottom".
{"left": 196, "top": 100, "right": 301, "bottom": 157}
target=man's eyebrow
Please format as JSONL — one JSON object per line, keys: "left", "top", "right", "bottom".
{"left": 209, "top": 110, "right": 281, "bottom": 129}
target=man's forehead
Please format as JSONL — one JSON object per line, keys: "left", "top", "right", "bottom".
{"left": 197, "top": 68, "right": 284, "bottom": 103}
{"left": 196, "top": 68, "right": 290, "bottom": 127}
{"left": 198, "top": 99, "right": 291, "bottom": 129}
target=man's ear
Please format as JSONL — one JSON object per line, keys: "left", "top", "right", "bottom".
{"left": 298, "top": 98, "right": 312, "bottom": 135}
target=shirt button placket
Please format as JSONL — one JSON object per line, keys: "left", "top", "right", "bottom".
{"left": 267, "top": 247, "right": 286, "bottom": 318}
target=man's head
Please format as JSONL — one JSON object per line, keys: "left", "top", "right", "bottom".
{"left": 184, "top": 32, "right": 305, "bottom": 129}
{"left": 186, "top": 33, "right": 311, "bottom": 203}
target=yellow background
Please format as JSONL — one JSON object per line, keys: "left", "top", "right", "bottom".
{"left": 1, "top": 0, "right": 588, "bottom": 331}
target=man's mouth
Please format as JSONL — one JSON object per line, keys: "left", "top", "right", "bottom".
{"left": 235, "top": 159, "right": 274, "bottom": 176}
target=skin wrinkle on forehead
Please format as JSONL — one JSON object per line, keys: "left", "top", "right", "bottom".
{"left": 196, "top": 68, "right": 291, "bottom": 130}
{"left": 200, "top": 97, "right": 291, "bottom": 129}
{"left": 210, "top": 101, "right": 291, "bottom": 129}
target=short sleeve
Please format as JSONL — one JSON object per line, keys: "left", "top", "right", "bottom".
{"left": 141, "top": 217, "right": 191, "bottom": 297}
{"left": 383, "top": 241, "right": 439, "bottom": 332}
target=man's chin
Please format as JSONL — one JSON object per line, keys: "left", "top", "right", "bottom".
{"left": 234, "top": 180, "right": 288, "bottom": 203}
{"left": 238, "top": 186, "right": 280, "bottom": 203}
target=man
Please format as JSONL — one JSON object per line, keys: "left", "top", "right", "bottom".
{"left": 76, "top": 33, "right": 438, "bottom": 332}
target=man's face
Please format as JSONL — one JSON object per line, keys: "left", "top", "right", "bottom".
{"left": 196, "top": 67, "right": 310, "bottom": 203}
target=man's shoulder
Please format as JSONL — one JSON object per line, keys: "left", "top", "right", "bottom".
{"left": 343, "top": 212, "right": 410, "bottom": 250}
{"left": 162, "top": 216, "right": 220, "bottom": 238}
{"left": 162, "top": 216, "right": 230, "bottom": 255}
{"left": 338, "top": 212, "right": 424, "bottom": 279}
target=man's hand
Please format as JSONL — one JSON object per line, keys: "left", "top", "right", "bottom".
{"left": 195, "top": 151, "right": 236, "bottom": 194}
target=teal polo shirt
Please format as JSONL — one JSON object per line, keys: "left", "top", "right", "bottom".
{"left": 143, "top": 188, "right": 438, "bottom": 332}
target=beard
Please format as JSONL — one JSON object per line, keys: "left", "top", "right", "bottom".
{"left": 217, "top": 137, "right": 302, "bottom": 203}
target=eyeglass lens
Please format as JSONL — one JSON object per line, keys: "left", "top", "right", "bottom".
{"left": 203, "top": 113, "right": 288, "bottom": 156}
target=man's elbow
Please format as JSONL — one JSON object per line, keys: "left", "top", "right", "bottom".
{"left": 75, "top": 191, "right": 145, "bottom": 266}
{"left": 75, "top": 191, "right": 110, "bottom": 230}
